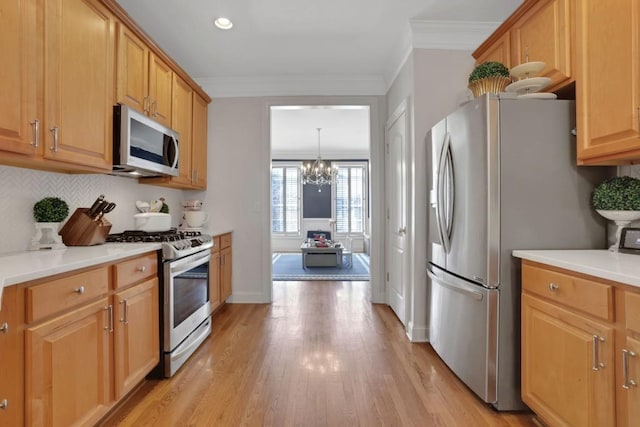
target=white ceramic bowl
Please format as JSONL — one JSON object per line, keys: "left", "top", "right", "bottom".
{"left": 133, "top": 212, "right": 172, "bottom": 232}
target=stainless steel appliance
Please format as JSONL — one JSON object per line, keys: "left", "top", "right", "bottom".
{"left": 112, "top": 104, "right": 180, "bottom": 177}
{"left": 107, "top": 229, "right": 213, "bottom": 377}
{"left": 427, "top": 94, "right": 611, "bottom": 410}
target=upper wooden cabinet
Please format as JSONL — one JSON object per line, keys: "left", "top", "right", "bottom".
{"left": 43, "top": 0, "right": 115, "bottom": 170}
{"left": 170, "top": 75, "right": 194, "bottom": 187}
{"left": 575, "top": 0, "right": 640, "bottom": 164}
{"left": 473, "top": 0, "right": 574, "bottom": 93}
{"left": 116, "top": 25, "right": 173, "bottom": 128}
{"left": 192, "top": 94, "right": 209, "bottom": 189}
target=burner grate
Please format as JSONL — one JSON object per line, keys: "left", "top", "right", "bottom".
{"left": 106, "top": 228, "right": 202, "bottom": 243}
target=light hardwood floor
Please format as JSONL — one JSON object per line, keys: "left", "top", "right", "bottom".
{"left": 104, "top": 281, "right": 536, "bottom": 426}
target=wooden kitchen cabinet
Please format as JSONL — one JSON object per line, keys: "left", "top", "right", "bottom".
{"left": 0, "top": 0, "right": 38, "bottom": 157}
{"left": 43, "top": 0, "right": 115, "bottom": 170}
{"left": 116, "top": 24, "right": 173, "bottom": 128}
{"left": 191, "top": 93, "right": 209, "bottom": 189}
{"left": 475, "top": 32, "right": 511, "bottom": 68}
{"left": 114, "top": 277, "right": 159, "bottom": 399}
{"left": 0, "top": 286, "right": 25, "bottom": 427}
{"left": 621, "top": 291, "right": 640, "bottom": 427}
{"left": 522, "top": 293, "right": 615, "bottom": 427}
{"left": 221, "top": 234, "right": 233, "bottom": 302}
{"left": 169, "top": 75, "right": 194, "bottom": 187}
{"left": 26, "top": 297, "right": 112, "bottom": 426}
{"left": 575, "top": 0, "right": 640, "bottom": 164}
{"left": 509, "top": 0, "right": 573, "bottom": 91}
{"left": 210, "top": 246, "right": 222, "bottom": 312}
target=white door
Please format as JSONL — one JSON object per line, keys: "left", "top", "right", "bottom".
{"left": 386, "top": 105, "right": 408, "bottom": 325}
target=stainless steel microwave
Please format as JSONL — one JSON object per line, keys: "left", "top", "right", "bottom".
{"left": 113, "top": 104, "right": 180, "bottom": 177}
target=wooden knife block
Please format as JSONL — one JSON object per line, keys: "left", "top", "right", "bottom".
{"left": 59, "top": 208, "right": 111, "bottom": 246}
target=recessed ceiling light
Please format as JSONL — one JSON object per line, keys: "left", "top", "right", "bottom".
{"left": 214, "top": 17, "right": 233, "bottom": 30}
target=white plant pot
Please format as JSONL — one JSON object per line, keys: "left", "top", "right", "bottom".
{"left": 29, "top": 222, "right": 66, "bottom": 251}
{"left": 596, "top": 210, "right": 640, "bottom": 251}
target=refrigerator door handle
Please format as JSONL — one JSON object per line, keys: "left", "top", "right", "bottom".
{"left": 436, "top": 132, "right": 452, "bottom": 253}
{"left": 427, "top": 269, "right": 484, "bottom": 301}
{"left": 444, "top": 140, "right": 454, "bottom": 239}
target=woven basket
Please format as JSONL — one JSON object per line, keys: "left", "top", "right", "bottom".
{"left": 468, "top": 76, "right": 512, "bottom": 97}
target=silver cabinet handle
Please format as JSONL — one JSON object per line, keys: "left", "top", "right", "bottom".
{"left": 0, "top": 323, "right": 8, "bottom": 334}
{"left": 30, "top": 119, "right": 40, "bottom": 147}
{"left": 104, "top": 305, "right": 113, "bottom": 332}
{"left": 49, "top": 126, "right": 59, "bottom": 152}
{"left": 623, "top": 349, "right": 638, "bottom": 389}
{"left": 120, "top": 299, "right": 129, "bottom": 324}
{"left": 136, "top": 265, "right": 147, "bottom": 273}
{"left": 74, "top": 286, "right": 85, "bottom": 294}
{"left": 0, "top": 399, "right": 7, "bottom": 410}
{"left": 143, "top": 96, "right": 150, "bottom": 114}
{"left": 152, "top": 100, "right": 158, "bottom": 117}
{"left": 549, "top": 283, "right": 559, "bottom": 292}
{"left": 637, "top": 107, "right": 639, "bottom": 136}
{"left": 592, "top": 335, "right": 605, "bottom": 371}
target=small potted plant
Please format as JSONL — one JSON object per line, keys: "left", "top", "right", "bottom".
{"left": 30, "top": 197, "right": 69, "bottom": 250}
{"left": 468, "top": 61, "right": 511, "bottom": 97}
{"left": 592, "top": 176, "right": 640, "bottom": 250}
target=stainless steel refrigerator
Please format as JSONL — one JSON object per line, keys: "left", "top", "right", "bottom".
{"left": 426, "top": 94, "right": 611, "bottom": 410}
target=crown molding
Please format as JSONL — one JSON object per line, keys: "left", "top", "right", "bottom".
{"left": 410, "top": 20, "right": 500, "bottom": 50}
{"left": 197, "top": 75, "right": 388, "bottom": 98}
{"left": 271, "top": 150, "right": 369, "bottom": 160}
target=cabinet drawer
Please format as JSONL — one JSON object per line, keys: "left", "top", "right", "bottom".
{"left": 113, "top": 252, "right": 158, "bottom": 289}
{"left": 26, "top": 267, "right": 109, "bottom": 323}
{"left": 211, "top": 236, "right": 220, "bottom": 253}
{"left": 220, "top": 233, "right": 231, "bottom": 249}
{"left": 522, "top": 263, "right": 614, "bottom": 321}
{"left": 625, "top": 291, "right": 640, "bottom": 333}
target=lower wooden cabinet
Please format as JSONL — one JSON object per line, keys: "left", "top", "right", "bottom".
{"left": 522, "top": 260, "right": 640, "bottom": 427}
{"left": 0, "top": 286, "right": 24, "bottom": 426}
{"left": 26, "top": 297, "right": 112, "bottom": 427}
{"left": 522, "top": 293, "right": 615, "bottom": 426}
{"left": 210, "top": 233, "right": 232, "bottom": 311}
{"left": 221, "top": 243, "right": 232, "bottom": 302}
{"left": 209, "top": 249, "right": 222, "bottom": 312}
{"left": 114, "top": 278, "right": 159, "bottom": 399}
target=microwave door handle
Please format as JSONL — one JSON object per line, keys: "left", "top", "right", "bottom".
{"left": 171, "top": 135, "right": 179, "bottom": 169}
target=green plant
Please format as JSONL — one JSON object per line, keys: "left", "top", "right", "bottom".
{"left": 159, "top": 197, "right": 169, "bottom": 213}
{"left": 33, "top": 197, "right": 69, "bottom": 222}
{"left": 468, "top": 61, "right": 510, "bottom": 83}
{"left": 592, "top": 176, "right": 640, "bottom": 210}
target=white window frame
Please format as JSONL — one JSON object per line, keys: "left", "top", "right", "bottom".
{"left": 332, "top": 161, "right": 368, "bottom": 238}
{"left": 271, "top": 161, "right": 303, "bottom": 236}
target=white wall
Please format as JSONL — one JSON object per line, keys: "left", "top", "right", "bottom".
{"left": 192, "top": 94, "right": 386, "bottom": 304}
{"left": 385, "top": 48, "right": 475, "bottom": 342}
{"left": 0, "top": 165, "right": 185, "bottom": 254}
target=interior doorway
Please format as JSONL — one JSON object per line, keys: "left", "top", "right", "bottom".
{"left": 269, "top": 105, "right": 372, "bottom": 291}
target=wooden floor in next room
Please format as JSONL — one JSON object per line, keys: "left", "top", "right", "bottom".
{"left": 106, "top": 281, "right": 536, "bottom": 426}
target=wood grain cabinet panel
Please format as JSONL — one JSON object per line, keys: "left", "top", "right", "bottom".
{"left": 475, "top": 32, "right": 511, "bottom": 68}
{"left": 113, "top": 253, "right": 157, "bottom": 289}
{"left": 26, "top": 298, "right": 112, "bottom": 427}
{"left": 0, "top": 0, "right": 37, "bottom": 157}
{"left": 575, "top": 0, "right": 640, "bottom": 164}
{"left": 170, "top": 75, "right": 193, "bottom": 187}
{"left": 622, "top": 336, "right": 640, "bottom": 427}
{"left": 191, "top": 93, "right": 209, "bottom": 189}
{"left": 116, "top": 23, "right": 150, "bottom": 114}
{"left": 221, "top": 246, "right": 232, "bottom": 302}
{"left": 522, "top": 293, "right": 615, "bottom": 427}
{"left": 43, "top": 0, "right": 114, "bottom": 170}
{"left": 148, "top": 53, "right": 173, "bottom": 128}
{"left": 0, "top": 286, "right": 25, "bottom": 427}
{"left": 114, "top": 278, "right": 159, "bottom": 399}
{"left": 210, "top": 250, "right": 222, "bottom": 312}
{"left": 509, "top": 0, "right": 573, "bottom": 91}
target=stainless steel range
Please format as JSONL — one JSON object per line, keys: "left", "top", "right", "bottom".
{"left": 107, "top": 229, "right": 214, "bottom": 377}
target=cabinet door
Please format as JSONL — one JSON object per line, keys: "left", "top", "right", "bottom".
{"left": 116, "top": 23, "right": 150, "bottom": 115}
{"left": 148, "top": 53, "right": 173, "bottom": 127}
{"left": 622, "top": 336, "right": 640, "bottom": 427}
{"left": 191, "top": 93, "right": 208, "bottom": 189}
{"left": 522, "top": 294, "right": 615, "bottom": 427}
{"left": 576, "top": 0, "right": 640, "bottom": 163}
{"left": 221, "top": 246, "right": 232, "bottom": 301}
{"left": 43, "top": 0, "right": 114, "bottom": 170}
{"left": 114, "top": 278, "right": 159, "bottom": 399}
{"left": 170, "top": 75, "right": 194, "bottom": 187}
{"left": 475, "top": 32, "right": 511, "bottom": 68}
{"left": 510, "top": 0, "right": 572, "bottom": 90}
{"left": 0, "top": 286, "right": 24, "bottom": 427}
{"left": 0, "top": 0, "right": 38, "bottom": 156}
{"left": 26, "top": 298, "right": 112, "bottom": 427}
{"left": 210, "top": 250, "right": 221, "bottom": 312}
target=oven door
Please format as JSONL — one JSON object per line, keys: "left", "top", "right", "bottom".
{"left": 164, "top": 250, "right": 211, "bottom": 352}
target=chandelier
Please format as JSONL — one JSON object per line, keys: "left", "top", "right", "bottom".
{"left": 301, "top": 128, "right": 338, "bottom": 192}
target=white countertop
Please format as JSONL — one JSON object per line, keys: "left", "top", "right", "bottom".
{"left": 513, "top": 249, "right": 640, "bottom": 288}
{"left": 0, "top": 242, "right": 162, "bottom": 293}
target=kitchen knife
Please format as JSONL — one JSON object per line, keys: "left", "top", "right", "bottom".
{"left": 87, "top": 194, "right": 105, "bottom": 218}
{"left": 91, "top": 200, "right": 109, "bottom": 219}
{"left": 97, "top": 202, "right": 116, "bottom": 220}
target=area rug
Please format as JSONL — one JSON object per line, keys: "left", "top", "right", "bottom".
{"left": 272, "top": 253, "right": 370, "bottom": 281}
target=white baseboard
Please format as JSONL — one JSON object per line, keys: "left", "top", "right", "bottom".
{"left": 406, "top": 321, "right": 429, "bottom": 342}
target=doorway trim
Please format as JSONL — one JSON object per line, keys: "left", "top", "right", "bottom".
{"left": 262, "top": 95, "right": 385, "bottom": 304}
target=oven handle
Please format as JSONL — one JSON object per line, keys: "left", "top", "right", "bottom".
{"left": 170, "top": 319, "right": 211, "bottom": 361}
{"left": 169, "top": 251, "right": 211, "bottom": 277}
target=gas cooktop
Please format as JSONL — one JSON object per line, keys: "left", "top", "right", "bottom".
{"left": 106, "top": 228, "right": 213, "bottom": 260}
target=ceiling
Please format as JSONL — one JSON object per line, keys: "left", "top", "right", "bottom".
{"left": 116, "top": 0, "right": 522, "bottom": 97}
{"left": 115, "top": 0, "right": 522, "bottom": 155}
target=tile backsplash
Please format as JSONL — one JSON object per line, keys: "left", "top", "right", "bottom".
{"left": 0, "top": 166, "right": 184, "bottom": 254}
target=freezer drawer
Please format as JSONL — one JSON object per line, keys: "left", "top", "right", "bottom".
{"left": 428, "top": 264, "right": 498, "bottom": 404}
